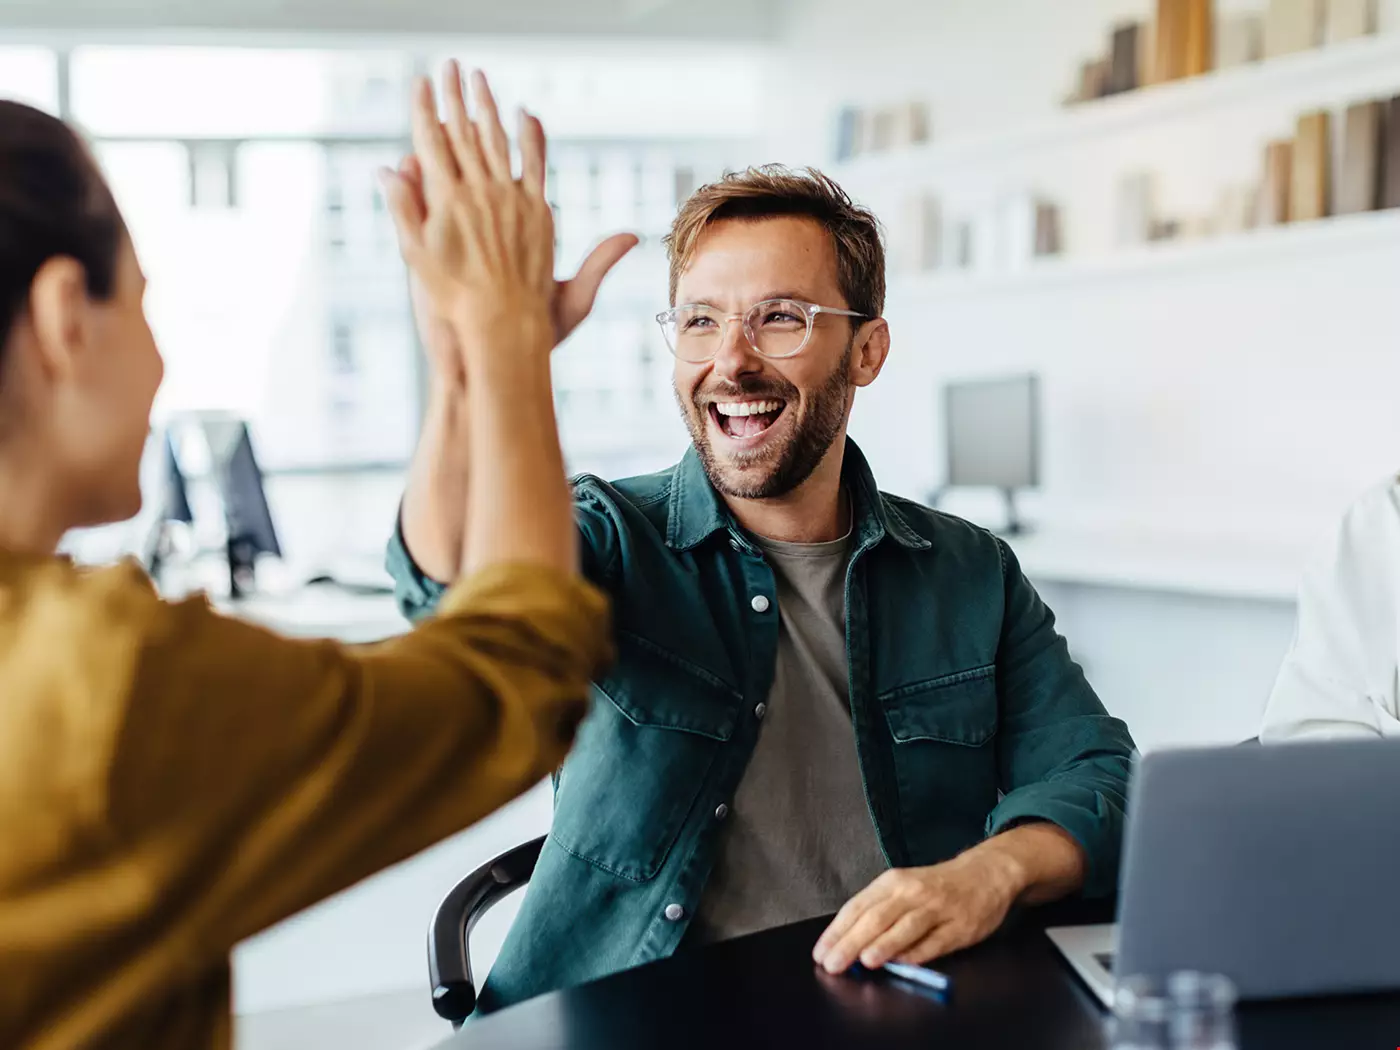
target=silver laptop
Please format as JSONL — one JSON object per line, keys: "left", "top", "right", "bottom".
{"left": 1049, "top": 738, "right": 1400, "bottom": 1007}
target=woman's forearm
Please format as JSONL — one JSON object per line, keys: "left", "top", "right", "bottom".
{"left": 458, "top": 315, "right": 576, "bottom": 579}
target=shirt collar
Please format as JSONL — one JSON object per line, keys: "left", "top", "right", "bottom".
{"left": 665, "top": 438, "right": 931, "bottom": 553}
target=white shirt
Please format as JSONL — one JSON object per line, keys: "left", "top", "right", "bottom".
{"left": 1261, "top": 477, "right": 1400, "bottom": 741}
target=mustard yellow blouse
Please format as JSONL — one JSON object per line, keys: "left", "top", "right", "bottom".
{"left": 0, "top": 551, "right": 610, "bottom": 1050}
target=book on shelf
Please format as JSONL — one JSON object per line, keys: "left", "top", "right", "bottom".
{"left": 1325, "top": 0, "right": 1377, "bottom": 43}
{"left": 1264, "top": 0, "right": 1324, "bottom": 58}
{"left": 870, "top": 108, "right": 897, "bottom": 152}
{"left": 1108, "top": 23, "right": 1141, "bottom": 94}
{"left": 1155, "top": 0, "right": 1187, "bottom": 81}
{"left": 1217, "top": 14, "right": 1264, "bottom": 68}
{"left": 1117, "top": 172, "right": 1157, "bottom": 246}
{"left": 892, "top": 101, "right": 932, "bottom": 147}
{"left": 1337, "top": 100, "right": 1384, "bottom": 214}
{"left": 1384, "top": 97, "right": 1400, "bottom": 210}
{"left": 1216, "top": 184, "right": 1260, "bottom": 233}
{"left": 1290, "top": 111, "right": 1331, "bottom": 222}
{"left": 999, "top": 194, "right": 1060, "bottom": 271}
{"left": 1077, "top": 58, "right": 1110, "bottom": 102}
{"left": 1035, "top": 203, "right": 1063, "bottom": 257}
{"left": 1182, "top": 0, "right": 1214, "bottom": 77}
{"left": 897, "top": 193, "right": 943, "bottom": 273}
{"left": 834, "top": 107, "right": 859, "bottom": 162}
{"left": 1138, "top": 19, "right": 1160, "bottom": 86}
{"left": 1156, "top": 0, "right": 1213, "bottom": 81}
{"left": 1258, "top": 140, "right": 1294, "bottom": 225}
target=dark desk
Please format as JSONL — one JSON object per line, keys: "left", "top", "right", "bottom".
{"left": 442, "top": 899, "right": 1400, "bottom": 1049}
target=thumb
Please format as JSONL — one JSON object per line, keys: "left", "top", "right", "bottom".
{"left": 557, "top": 232, "right": 640, "bottom": 336}
{"left": 378, "top": 167, "right": 425, "bottom": 263}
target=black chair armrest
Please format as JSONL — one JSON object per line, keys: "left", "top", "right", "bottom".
{"left": 427, "top": 834, "right": 546, "bottom": 1025}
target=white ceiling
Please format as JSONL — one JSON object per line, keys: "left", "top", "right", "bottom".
{"left": 0, "top": 0, "right": 781, "bottom": 37}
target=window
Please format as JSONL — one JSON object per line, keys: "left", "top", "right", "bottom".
{"left": 0, "top": 47, "right": 59, "bottom": 114}
{"left": 65, "top": 41, "right": 758, "bottom": 481}
{"left": 331, "top": 322, "right": 355, "bottom": 374}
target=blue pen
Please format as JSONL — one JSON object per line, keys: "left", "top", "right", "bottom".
{"left": 879, "top": 961, "right": 953, "bottom": 995}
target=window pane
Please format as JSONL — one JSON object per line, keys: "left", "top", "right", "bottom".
{"left": 71, "top": 47, "right": 412, "bottom": 137}
{"left": 424, "top": 45, "right": 762, "bottom": 138}
{"left": 96, "top": 138, "right": 416, "bottom": 470}
{"left": 0, "top": 47, "right": 59, "bottom": 114}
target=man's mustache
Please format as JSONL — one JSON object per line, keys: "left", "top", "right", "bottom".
{"left": 693, "top": 378, "right": 799, "bottom": 407}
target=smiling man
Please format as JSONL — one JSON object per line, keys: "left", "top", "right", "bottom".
{"left": 387, "top": 164, "right": 1135, "bottom": 1012}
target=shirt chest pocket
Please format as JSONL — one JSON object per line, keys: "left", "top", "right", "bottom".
{"left": 879, "top": 666, "right": 1001, "bottom": 859}
{"left": 549, "top": 632, "right": 739, "bottom": 883}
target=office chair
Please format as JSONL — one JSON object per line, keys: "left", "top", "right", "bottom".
{"left": 428, "top": 834, "right": 546, "bottom": 1026}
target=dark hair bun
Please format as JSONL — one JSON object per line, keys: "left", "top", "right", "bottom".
{"left": 0, "top": 101, "right": 126, "bottom": 351}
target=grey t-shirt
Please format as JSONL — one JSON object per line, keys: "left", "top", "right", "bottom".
{"left": 685, "top": 528, "right": 889, "bottom": 945}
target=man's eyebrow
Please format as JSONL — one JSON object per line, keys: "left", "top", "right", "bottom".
{"left": 674, "top": 291, "right": 816, "bottom": 309}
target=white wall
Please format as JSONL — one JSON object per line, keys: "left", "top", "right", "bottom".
{"left": 755, "top": 0, "right": 1400, "bottom": 750}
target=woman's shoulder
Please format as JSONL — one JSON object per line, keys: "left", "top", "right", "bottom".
{"left": 1, "top": 554, "right": 172, "bottom": 650}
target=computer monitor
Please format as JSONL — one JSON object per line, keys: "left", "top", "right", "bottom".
{"left": 942, "top": 374, "right": 1040, "bottom": 534}
{"left": 142, "top": 430, "right": 194, "bottom": 579}
{"left": 199, "top": 419, "right": 281, "bottom": 598}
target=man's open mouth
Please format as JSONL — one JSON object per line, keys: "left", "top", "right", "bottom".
{"left": 709, "top": 399, "right": 788, "bottom": 441}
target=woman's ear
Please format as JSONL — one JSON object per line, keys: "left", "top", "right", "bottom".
{"left": 849, "top": 318, "right": 890, "bottom": 389}
{"left": 26, "top": 256, "right": 91, "bottom": 383}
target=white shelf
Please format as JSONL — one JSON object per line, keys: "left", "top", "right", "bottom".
{"left": 835, "top": 31, "right": 1400, "bottom": 183}
{"left": 887, "top": 207, "right": 1400, "bottom": 301}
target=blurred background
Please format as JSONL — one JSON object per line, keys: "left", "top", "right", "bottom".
{"left": 3, "top": 0, "right": 1398, "bottom": 1046}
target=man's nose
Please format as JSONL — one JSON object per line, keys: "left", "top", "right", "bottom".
{"left": 710, "top": 316, "right": 762, "bottom": 384}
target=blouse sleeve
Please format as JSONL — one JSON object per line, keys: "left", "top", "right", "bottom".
{"left": 104, "top": 561, "right": 611, "bottom": 953}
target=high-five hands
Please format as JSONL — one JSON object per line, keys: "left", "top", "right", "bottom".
{"left": 382, "top": 64, "right": 638, "bottom": 373}
{"left": 380, "top": 64, "right": 559, "bottom": 361}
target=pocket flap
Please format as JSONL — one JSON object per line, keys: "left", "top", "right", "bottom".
{"left": 880, "top": 665, "right": 998, "bottom": 746}
{"left": 594, "top": 630, "right": 741, "bottom": 741}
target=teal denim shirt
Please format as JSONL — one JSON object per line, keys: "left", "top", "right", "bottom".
{"left": 386, "top": 439, "right": 1135, "bottom": 1014}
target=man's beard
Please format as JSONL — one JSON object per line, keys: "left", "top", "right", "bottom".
{"left": 675, "top": 345, "right": 852, "bottom": 501}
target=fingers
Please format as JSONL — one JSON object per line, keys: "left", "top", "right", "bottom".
{"left": 555, "top": 232, "right": 640, "bottom": 338}
{"left": 814, "top": 875, "right": 889, "bottom": 964}
{"left": 820, "top": 897, "right": 907, "bottom": 974}
{"left": 393, "top": 155, "right": 427, "bottom": 227}
{"left": 441, "top": 60, "right": 485, "bottom": 183}
{"left": 469, "top": 68, "right": 513, "bottom": 181}
{"left": 409, "top": 76, "right": 458, "bottom": 199}
{"left": 894, "top": 923, "right": 963, "bottom": 967}
{"left": 377, "top": 167, "right": 425, "bottom": 262}
{"left": 399, "top": 152, "right": 423, "bottom": 188}
{"left": 519, "top": 109, "right": 547, "bottom": 195}
{"left": 858, "top": 909, "right": 944, "bottom": 970}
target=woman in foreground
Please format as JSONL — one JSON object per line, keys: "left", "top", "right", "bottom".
{"left": 0, "top": 65, "right": 607, "bottom": 1049}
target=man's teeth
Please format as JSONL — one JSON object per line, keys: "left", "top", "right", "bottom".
{"left": 714, "top": 400, "right": 783, "bottom": 417}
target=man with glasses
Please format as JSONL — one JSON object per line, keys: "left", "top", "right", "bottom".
{"left": 387, "top": 157, "right": 1135, "bottom": 1012}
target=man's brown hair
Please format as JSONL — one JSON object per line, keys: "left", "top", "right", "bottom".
{"left": 662, "top": 164, "right": 885, "bottom": 321}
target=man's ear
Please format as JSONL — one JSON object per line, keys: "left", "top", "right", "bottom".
{"left": 849, "top": 318, "right": 890, "bottom": 389}
{"left": 26, "top": 256, "right": 91, "bottom": 383}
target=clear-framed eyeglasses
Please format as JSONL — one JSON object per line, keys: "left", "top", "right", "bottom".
{"left": 655, "top": 298, "right": 869, "bottom": 364}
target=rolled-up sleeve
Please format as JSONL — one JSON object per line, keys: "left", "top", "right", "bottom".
{"left": 386, "top": 513, "right": 452, "bottom": 624}
{"left": 985, "top": 540, "right": 1136, "bottom": 899}
{"left": 387, "top": 482, "right": 623, "bottom": 623}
